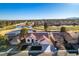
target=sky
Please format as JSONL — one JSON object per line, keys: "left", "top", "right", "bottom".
{"left": 0, "top": 3, "right": 79, "bottom": 20}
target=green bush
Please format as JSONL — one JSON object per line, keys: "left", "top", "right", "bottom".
{"left": 60, "top": 27, "right": 67, "bottom": 32}
{"left": 0, "top": 35, "right": 8, "bottom": 52}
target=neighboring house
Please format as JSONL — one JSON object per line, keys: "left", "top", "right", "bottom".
{"left": 53, "top": 32, "right": 79, "bottom": 44}
{"left": 5, "top": 30, "right": 21, "bottom": 45}
{"left": 6, "top": 31, "right": 79, "bottom": 56}
{"left": 6, "top": 30, "right": 79, "bottom": 45}
{"left": 6, "top": 31, "right": 52, "bottom": 45}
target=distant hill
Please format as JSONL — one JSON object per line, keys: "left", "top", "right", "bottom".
{"left": 66, "top": 17, "right": 79, "bottom": 20}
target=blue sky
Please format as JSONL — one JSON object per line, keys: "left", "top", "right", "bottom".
{"left": 0, "top": 3, "right": 79, "bottom": 20}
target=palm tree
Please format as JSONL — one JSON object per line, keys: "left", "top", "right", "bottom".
{"left": 18, "top": 28, "right": 29, "bottom": 49}
{"left": 20, "top": 28, "right": 28, "bottom": 38}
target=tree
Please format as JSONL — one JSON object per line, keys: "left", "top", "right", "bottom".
{"left": 0, "top": 35, "right": 8, "bottom": 44}
{"left": 44, "top": 22, "right": 48, "bottom": 32}
{"left": 72, "top": 23, "right": 77, "bottom": 26}
{"left": 0, "top": 35, "right": 8, "bottom": 51}
{"left": 20, "top": 28, "right": 29, "bottom": 38}
{"left": 60, "top": 27, "right": 67, "bottom": 32}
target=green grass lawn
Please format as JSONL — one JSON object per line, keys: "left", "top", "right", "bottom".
{"left": 34, "top": 25, "right": 79, "bottom": 32}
